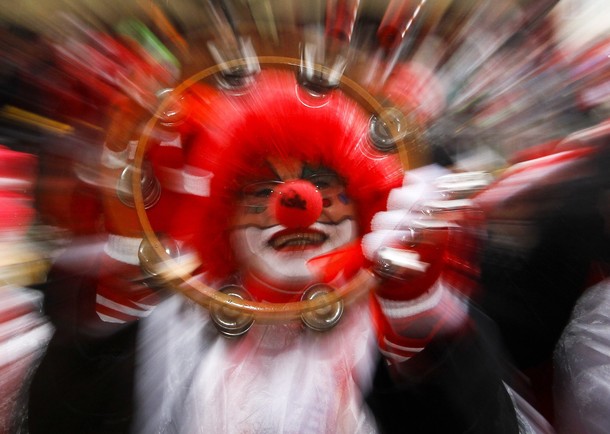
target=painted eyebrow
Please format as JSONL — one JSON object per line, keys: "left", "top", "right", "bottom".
{"left": 301, "top": 164, "right": 338, "bottom": 178}
{"left": 263, "top": 161, "right": 282, "bottom": 180}
{"left": 256, "top": 161, "right": 339, "bottom": 181}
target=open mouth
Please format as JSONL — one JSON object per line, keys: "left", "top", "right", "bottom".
{"left": 268, "top": 229, "right": 328, "bottom": 251}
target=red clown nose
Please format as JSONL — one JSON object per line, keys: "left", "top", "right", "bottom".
{"left": 272, "top": 180, "right": 323, "bottom": 228}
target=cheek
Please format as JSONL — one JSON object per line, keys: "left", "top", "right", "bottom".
{"left": 322, "top": 195, "right": 357, "bottom": 223}
{"left": 229, "top": 226, "right": 268, "bottom": 269}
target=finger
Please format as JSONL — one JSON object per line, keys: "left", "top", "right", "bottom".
{"left": 371, "top": 209, "right": 415, "bottom": 231}
{"left": 362, "top": 229, "right": 414, "bottom": 260}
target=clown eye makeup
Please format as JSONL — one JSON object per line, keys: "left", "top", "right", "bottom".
{"left": 241, "top": 181, "right": 282, "bottom": 213}
{"left": 251, "top": 185, "right": 276, "bottom": 198}
{"left": 306, "top": 174, "right": 342, "bottom": 190}
{"left": 305, "top": 174, "right": 348, "bottom": 208}
{"left": 239, "top": 171, "right": 348, "bottom": 214}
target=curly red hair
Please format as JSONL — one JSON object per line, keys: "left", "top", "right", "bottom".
{"left": 166, "top": 70, "right": 403, "bottom": 280}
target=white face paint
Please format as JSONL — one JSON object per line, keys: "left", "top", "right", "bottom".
{"left": 230, "top": 219, "right": 357, "bottom": 287}
{"left": 230, "top": 160, "right": 358, "bottom": 292}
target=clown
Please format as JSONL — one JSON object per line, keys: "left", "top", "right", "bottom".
{"left": 167, "top": 70, "right": 403, "bottom": 297}
{"left": 123, "top": 68, "right": 519, "bottom": 433}
{"left": 230, "top": 160, "right": 358, "bottom": 292}
{"left": 130, "top": 70, "right": 402, "bottom": 432}
{"left": 28, "top": 66, "right": 520, "bottom": 434}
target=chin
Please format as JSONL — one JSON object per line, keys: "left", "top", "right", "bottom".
{"left": 237, "top": 246, "right": 322, "bottom": 289}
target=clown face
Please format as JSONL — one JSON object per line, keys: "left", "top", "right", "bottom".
{"left": 230, "top": 159, "right": 357, "bottom": 293}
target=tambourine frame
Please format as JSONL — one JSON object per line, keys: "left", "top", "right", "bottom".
{"left": 131, "top": 56, "right": 410, "bottom": 322}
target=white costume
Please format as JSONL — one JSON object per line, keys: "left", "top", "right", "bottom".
{"left": 133, "top": 294, "right": 379, "bottom": 433}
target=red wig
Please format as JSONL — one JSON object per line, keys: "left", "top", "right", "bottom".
{"left": 166, "top": 69, "right": 404, "bottom": 281}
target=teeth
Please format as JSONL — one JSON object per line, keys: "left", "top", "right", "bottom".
{"left": 271, "top": 232, "right": 327, "bottom": 249}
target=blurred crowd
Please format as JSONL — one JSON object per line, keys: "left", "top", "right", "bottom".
{"left": 1, "top": 0, "right": 610, "bottom": 433}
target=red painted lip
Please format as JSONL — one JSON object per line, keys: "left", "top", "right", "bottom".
{"left": 268, "top": 228, "right": 328, "bottom": 251}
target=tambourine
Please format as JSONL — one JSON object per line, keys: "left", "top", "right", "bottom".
{"left": 128, "top": 56, "right": 418, "bottom": 335}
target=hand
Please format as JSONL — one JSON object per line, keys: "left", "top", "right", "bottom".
{"left": 362, "top": 165, "right": 491, "bottom": 364}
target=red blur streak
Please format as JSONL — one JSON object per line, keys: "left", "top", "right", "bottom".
{"left": 377, "top": 0, "right": 422, "bottom": 50}
{"left": 508, "top": 139, "right": 563, "bottom": 165}
{"left": 473, "top": 146, "right": 597, "bottom": 215}
{"left": 444, "top": 214, "right": 485, "bottom": 299}
{"left": 509, "top": 119, "right": 610, "bottom": 165}
{"left": 306, "top": 242, "right": 365, "bottom": 284}
{"left": 53, "top": 33, "right": 170, "bottom": 107}
{"left": 325, "top": 0, "right": 361, "bottom": 42}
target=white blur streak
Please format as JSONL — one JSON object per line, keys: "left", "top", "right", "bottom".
{"left": 552, "top": 0, "right": 610, "bottom": 55}
{"left": 0, "top": 286, "right": 54, "bottom": 433}
{"left": 300, "top": 25, "right": 350, "bottom": 87}
{"left": 133, "top": 293, "right": 380, "bottom": 433}
{"left": 49, "top": 13, "right": 172, "bottom": 113}
{"left": 379, "top": 0, "right": 427, "bottom": 84}
{"left": 247, "top": 0, "right": 281, "bottom": 44}
{"left": 439, "top": 2, "right": 526, "bottom": 111}
{"left": 554, "top": 278, "right": 610, "bottom": 434}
